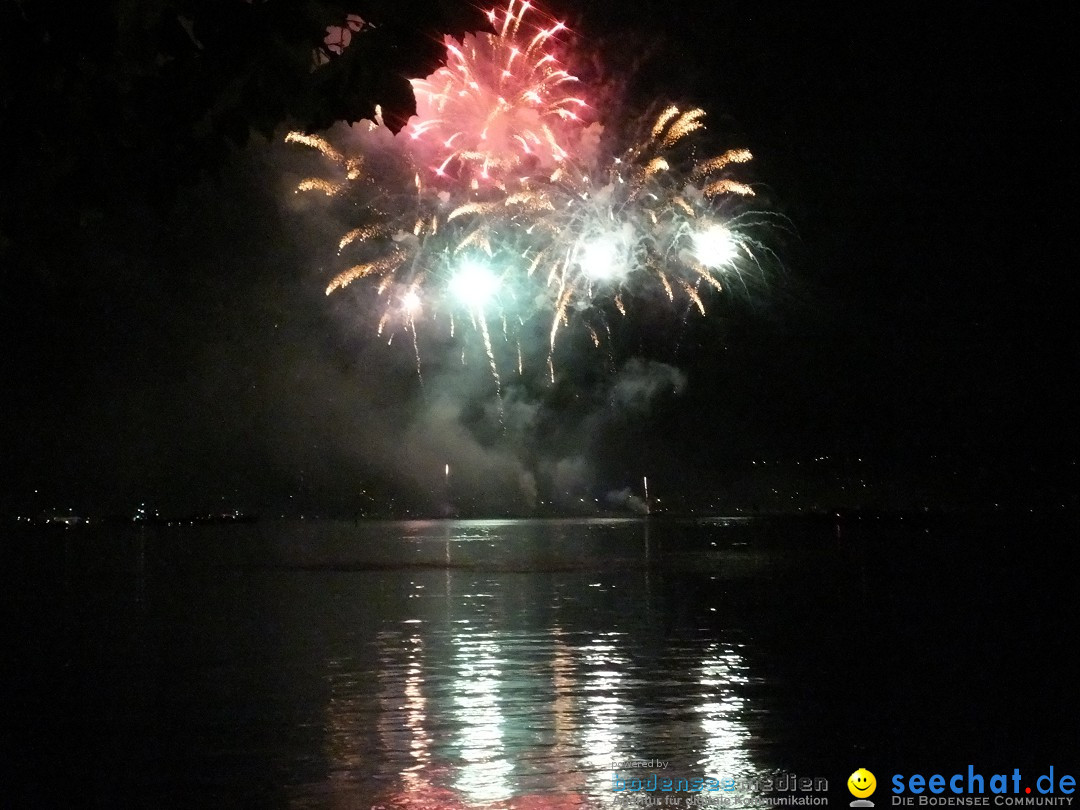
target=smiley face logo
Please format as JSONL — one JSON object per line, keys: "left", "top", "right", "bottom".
{"left": 848, "top": 768, "right": 877, "bottom": 799}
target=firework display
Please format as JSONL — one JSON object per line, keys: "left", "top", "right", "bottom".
{"left": 289, "top": 0, "right": 768, "bottom": 385}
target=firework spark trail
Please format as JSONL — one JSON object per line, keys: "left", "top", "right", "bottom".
{"left": 478, "top": 314, "right": 502, "bottom": 395}
{"left": 288, "top": 1, "right": 769, "bottom": 388}
{"left": 406, "top": 0, "right": 584, "bottom": 188}
{"left": 502, "top": 104, "right": 761, "bottom": 369}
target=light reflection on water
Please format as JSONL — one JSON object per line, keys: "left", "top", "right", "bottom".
{"left": 453, "top": 633, "right": 514, "bottom": 803}
{"left": 697, "top": 645, "right": 752, "bottom": 776}
{"left": 299, "top": 518, "right": 765, "bottom": 808}
{"left": 10, "top": 514, "right": 1073, "bottom": 807}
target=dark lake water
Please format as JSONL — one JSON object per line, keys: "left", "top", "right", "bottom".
{"left": 4, "top": 515, "right": 1078, "bottom": 808}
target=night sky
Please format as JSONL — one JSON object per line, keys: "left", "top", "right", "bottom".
{"left": 2, "top": 3, "right": 1077, "bottom": 516}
